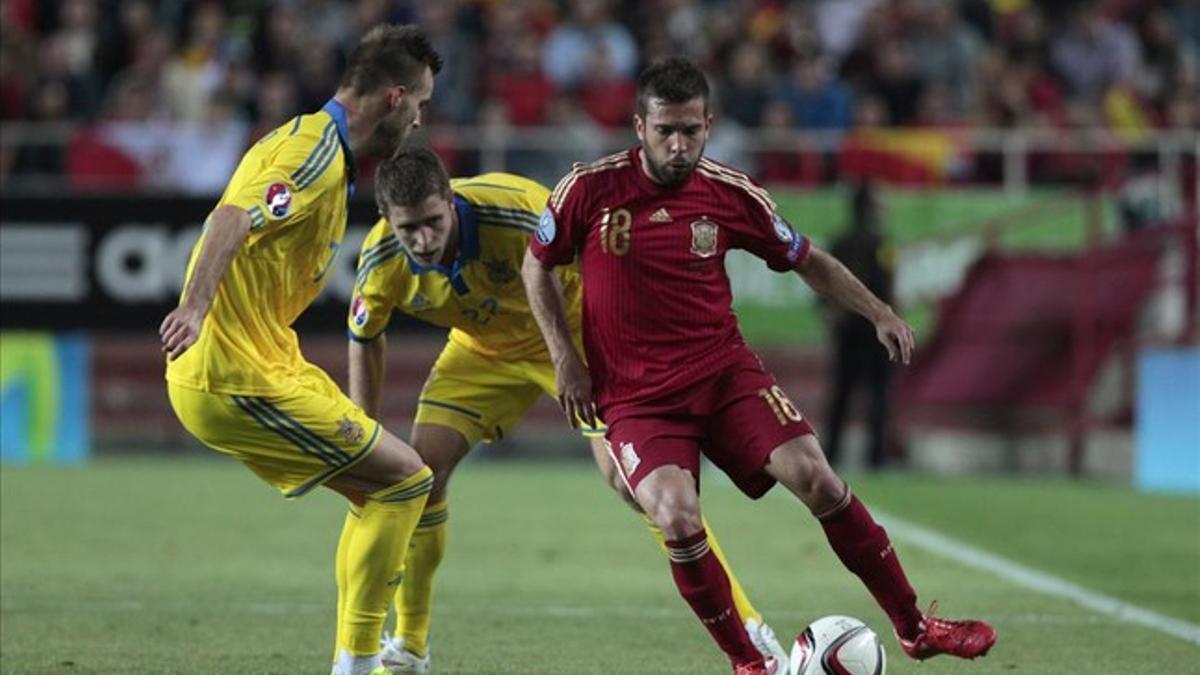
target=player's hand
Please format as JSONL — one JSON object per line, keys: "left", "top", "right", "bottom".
{"left": 159, "top": 305, "right": 204, "bottom": 360}
{"left": 875, "top": 310, "right": 915, "bottom": 364}
{"left": 555, "top": 356, "right": 597, "bottom": 430}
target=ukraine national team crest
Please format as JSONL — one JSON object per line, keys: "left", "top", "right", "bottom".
{"left": 336, "top": 416, "right": 365, "bottom": 445}
{"left": 265, "top": 182, "right": 292, "bottom": 218}
{"left": 483, "top": 257, "right": 517, "bottom": 285}
{"left": 690, "top": 218, "right": 719, "bottom": 258}
{"left": 351, "top": 295, "right": 369, "bottom": 327}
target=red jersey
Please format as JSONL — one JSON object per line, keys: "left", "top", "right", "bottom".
{"left": 529, "top": 148, "right": 811, "bottom": 422}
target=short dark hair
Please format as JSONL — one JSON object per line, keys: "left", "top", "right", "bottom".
{"left": 375, "top": 147, "right": 451, "bottom": 212}
{"left": 339, "top": 24, "right": 443, "bottom": 96}
{"left": 636, "top": 56, "right": 710, "bottom": 115}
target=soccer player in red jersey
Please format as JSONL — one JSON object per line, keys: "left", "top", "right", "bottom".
{"left": 522, "top": 57, "right": 997, "bottom": 675}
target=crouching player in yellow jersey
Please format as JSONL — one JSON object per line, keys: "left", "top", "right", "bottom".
{"left": 159, "top": 26, "right": 443, "bottom": 675}
{"left": 346, "top": 148, "right": 790, "bottom": 672}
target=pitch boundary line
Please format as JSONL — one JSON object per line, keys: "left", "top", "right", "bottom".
{"left": 874, "top": 509, "right": 1200, "bottom": 646}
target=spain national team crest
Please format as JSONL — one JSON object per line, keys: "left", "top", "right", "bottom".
{"left": 265, "top": 182, "right": 292, "bottom": 218}
{"left": 336, "top": 416, "right": 365, "bottom": 445}
{"left": 690, "top": 218, "right": 719, "bottom": 258}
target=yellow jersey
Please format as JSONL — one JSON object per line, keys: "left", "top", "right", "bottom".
{"left": 167, "top": 100, "right": 355, "bottom": 395}
{"left": 348, "top": 173, "right": 583, "bottom": 361}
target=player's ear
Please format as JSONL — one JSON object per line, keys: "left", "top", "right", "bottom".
{"left": 389, "top": 85, "right": 407, "bottom": 110}
{"left": 634, "top": 114, "right": 645, "bottom": 142}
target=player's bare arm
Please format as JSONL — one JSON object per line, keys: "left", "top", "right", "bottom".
{"left": 797, "top": 246, "right": 915, "bottom": 364}
{"left": 521, "top": 249, "right": 597, "bottom": 429}
{"left": 159, "top": 205, "right": 252, "bottom": 360}
{"left": 348, "top": 333, "right": 387, "bottom": 419}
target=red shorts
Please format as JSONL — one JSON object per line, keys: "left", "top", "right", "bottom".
{"left": 604, "top": 353, "right": 815, "bottom": 499}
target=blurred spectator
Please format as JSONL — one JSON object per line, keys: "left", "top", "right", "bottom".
{"left": 869, "top": 39, "right": 924, "bottom": 125}
{"left": 247, "top": 71, "right": 298, "bottom": 144}
{"left": 489, "top": 33, "right": 556, "bottom": 127}
{"left": 912, "top": 1, "right": 983, "bottom": 116}
{"left": 755, "top": 99, "right": 825, "bottom": 185}
{"left": 1135, "top": 7, "right": 1199, "bottom": 123}
{"left": 33, "top": 31, "right": 99, "bottom": 120}
{"left": 719, "top": 42, "right": 771, "bottom": 128}
{"left": 10, "top": 79, "right": 71, "bottom": 184}
{"left": 814, "top": 0, "right": 883, "bottom": 65}
{"left": 824, "top": 181, "right": 896, "bottom": 470}
{"left": 294, "top": 41, "right": 339, "bottom": 112}
{"left": 0, "top": 0, "right": 1195, "bottom": 196}
{"left": 578, "top": 43, "right": 637, "bottom": 128}
{"left": 161, "top": 2, "right": 229, "bottom": 123}
{"left": 160, "top": 92, "right": 248, "bottom": 195}
{"left": 1049, "top": 1, "right": 1141, "bottom": 102}
{"left": 542, "top": 0, "right": 637, "bottom": 90}
{"left": 416, "top": 1, "right": 477, "bottom": 124}
{"left": 771, "top": 52, "right": 854, "bottom": 129}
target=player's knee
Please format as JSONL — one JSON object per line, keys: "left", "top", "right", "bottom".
{"left": 646, "top": 495, "right": 702, "bottom": 540}
{"left": 771, "top": 436, "right": 844, "bottom": 511}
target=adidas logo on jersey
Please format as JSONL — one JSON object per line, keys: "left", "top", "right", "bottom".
{"left": 649, "top": 208, "right": 673, "bottom": 223}
{"left": 410, "top": 293, "right": 431, "bottom": 312}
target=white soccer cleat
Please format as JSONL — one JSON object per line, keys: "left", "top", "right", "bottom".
{"left": 746, "top": 618, "right": 790, "bottom": 670}
{"left": 380, "top": 635, "right": 431, "bottom": 674}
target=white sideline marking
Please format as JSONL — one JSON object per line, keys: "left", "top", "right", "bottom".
{"left": 875, "top": 510, "right": 1200, "bottom": 646}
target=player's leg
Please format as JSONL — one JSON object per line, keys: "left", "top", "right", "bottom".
{"left": 384, "top": 422, "right": 472, "bottom": 668}
{"left": 382, "top": 344, "right": 541, "bottom": 669}
{"left": 588, "top": 437, "right": 770, "bottom": 632}
{"left": 325, "top": 423, "right": 433, "bottom": 675}
{"left": 606, "top": 418, "right": 765, "bottom": 672}
{"left": 762, "top": 434, "right": 995, "bottom": 660}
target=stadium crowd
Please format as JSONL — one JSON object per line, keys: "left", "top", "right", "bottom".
{"left": 1, "top": 0, "right": 1197, "bottom": 192}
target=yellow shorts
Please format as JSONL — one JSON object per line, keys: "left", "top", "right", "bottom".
{"left": 415, "top": 341, "right": 606, "bottom": 447}
{"left": 167, "top": 362, "right": 381, "bottom": 498}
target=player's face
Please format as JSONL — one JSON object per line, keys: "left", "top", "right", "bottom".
{"left": 634, "top": 96, "right": 712, "bottom": 188}
{"left": 366, "top": 67, "right": 434, "bottom": 158}
{"left": 385, "top": 190, "right": 456, "bottom": 267}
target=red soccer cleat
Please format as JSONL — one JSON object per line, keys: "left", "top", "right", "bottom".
{"left": 733, "top": 656, "right": 783, "bottom": 675}
{"left": 898, "top": 602, "right": 997, "bottom": 661}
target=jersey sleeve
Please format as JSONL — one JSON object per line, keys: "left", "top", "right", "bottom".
{"left": 529, "top": 170, "right": 588, "bottom": 267}
{"left": 347, "top": 220, "right": 400, "bottom": 342}
{"left": 224, "top": 121, "right": 343, "bottom": 242}
{"left": 729, "top": 185, "right": 811, "bottom": 272}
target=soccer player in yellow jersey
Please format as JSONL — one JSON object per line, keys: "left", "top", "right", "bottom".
{"left": 159, "top": 25, "right": 442, "bottom": 675}
{"left": 346, "top": 149, "right": 789, "bottom": 672}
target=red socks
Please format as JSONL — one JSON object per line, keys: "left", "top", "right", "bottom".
{"left": 666, "top": 530, "right": 760, "bottom": 667}
{"left": 819, "top": 492, "right": 923, "bottom": 640}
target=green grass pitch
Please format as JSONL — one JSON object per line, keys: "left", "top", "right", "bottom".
{"left": 2, "top": 459, "right": 1198, "bottom": 674}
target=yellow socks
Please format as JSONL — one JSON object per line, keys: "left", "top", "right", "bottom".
{"left": 392, "top": 499, "right": 448, "bottom": 657}
{"left": 334, "top": 505, "right": 362, "bottom": 661}
{"left": 338, "top": 467, "right": 434, "bottom": 656}
{"left": 641, "top": 513, "right": 761, "bottom": 624}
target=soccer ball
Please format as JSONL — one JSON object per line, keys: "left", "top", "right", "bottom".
{"left": 788, "top": 615, "right": 886, "bottom": 675}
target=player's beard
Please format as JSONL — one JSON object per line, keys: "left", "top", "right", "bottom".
{"left": 647, "top": 146, "right": 703, "bottom": 188}
{"left": 364, "top": 110, "right": 415, "bottom": 158}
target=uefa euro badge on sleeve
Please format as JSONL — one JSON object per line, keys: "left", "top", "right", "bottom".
{"left": 690, "top": 217, "right": 719, "bottom": 258}
{"left": 266, "top": 182, "right": 293, "bottom": 218}
{"left": 773, "top": 213, "right": 806, "bottom": 262}
{"left": 536, "top": 208, "right": 557, "bottom": 245}
{"left": 350, "top": 295, "right": 370, "bottom": 327}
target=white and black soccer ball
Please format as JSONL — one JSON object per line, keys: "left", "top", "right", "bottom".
{"left": 788, "top": 615, "right": 886, "bottom": 675}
